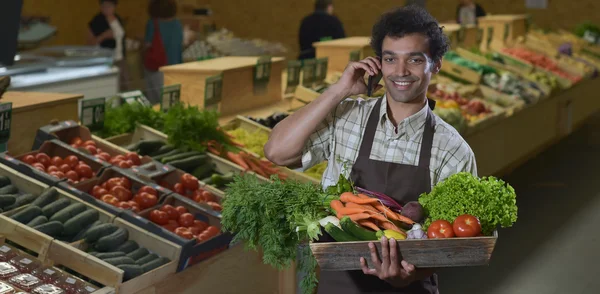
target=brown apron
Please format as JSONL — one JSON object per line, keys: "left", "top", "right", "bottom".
{"left": 317, "top": 97, "right": 439, "bottom": 294}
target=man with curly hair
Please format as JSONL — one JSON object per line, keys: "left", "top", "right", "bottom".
{"left": 266, "top": 5, "right": 477, "bottom": 293}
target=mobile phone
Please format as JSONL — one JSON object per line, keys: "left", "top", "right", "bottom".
{"left": 367, "top": 56, "right": 383, "bottom": 97}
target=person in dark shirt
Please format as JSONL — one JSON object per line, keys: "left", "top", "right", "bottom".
{"left": 456, "top": 0, "right": 486, "bottom": 25}
{"left": 298, "top": 0, "right": 346, "bottom": 60}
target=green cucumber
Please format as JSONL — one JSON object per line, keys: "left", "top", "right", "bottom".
{"left": 151, "top": 149, "right": 180, "bottom": 161}
{"left": 340, "top": 216, "right": 377, "bottom": 241}
{"left": 4, "top": 194, "right": 35, "bottom": 211}
{"left": 191, "top": 163, "right": 216, "bottom": 180}
{"left": 211, "top": 172, "right": 234, "bottom": 188}
{"left": 117, "top": 264, "right": 144, "bottom": 280}
{"left": 0, "top": 185, "right": 18, "bottom": 195}
{"left": 93, "top": 252, "right": 126, "bottom": 259}
{"left": 136, "top": 140, "right": 166, "bottom": 155}
{"left": 200, "top": 176, "right": 213, "bottom": 185}
{"left": 34, "top": 221, "right": 64, "bottom": 237}
{"left": 63, "top": 210, "right": 100, "bottom": 236}
{"left": 161, "top": 151, "right": 203, "bottom": 164}
{"left": 26, "top": 215, "right": 48, "bottom": 227}
{"left": 50, "top": 203, "right": 86, "bottom": 223}
{"left": 31, "top": 188, "right": 59, "bottom": 207}
{"left": 95, "top": 228, "right": 128, "bottom": 252}
{"left": 72, "top": 220, "right": 102, "bottom": 242}
{"left": 126, "top": 248, "right": 149, "bottom": 260}
{"left": 85, "top": 223, "right": 119, "bottom": 243}
{"left": 150, "top": 145, "right": 176, "bottom": 157}
{"left": 0, "top": 176, "right": 11, "bottom": 188}
{"left": 141, "top": 257, "right": 169, "bottom": 273}
{"left": 42, "top": 198, "right": 71, "bottom": 218}
{"left": 0, "top": 195, "right": 16, "bottom": 208}
{"left": 115, "top": 240, "right": 139, "bottom": 254}
{"left": 324, "top": 223, "right": 360, "bottom": 242}
{"left": 103, "top": 257, "right": 136, "bottom": 266}
{"left": 169, "top": 155, "right": 209, "bottom": 173}
{"left": 11, "top": 206, "right": 43, "bottom": 224}
{"left": 135, "top": 253, "right": 158, "bottom": 265}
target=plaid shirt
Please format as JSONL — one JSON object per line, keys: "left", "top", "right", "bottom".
{"left": 301, "top": 96, "right": 478, "bottom": 189}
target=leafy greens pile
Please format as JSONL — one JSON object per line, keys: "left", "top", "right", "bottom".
{"left": 418, "top": 172, "right": 518, "bottom": 235}
{"left": 95, "top": 102, "right": 165, "bottom": 138}
{"left": 222, "top": 174, "right": 337, "bottom": 294}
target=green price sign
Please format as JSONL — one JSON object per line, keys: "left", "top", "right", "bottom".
{"left": 315, "top": 58, "right": 328, "bottom": 83}
{"left": 0, "top": 102, "right": 12, "bottom": 153}
{"left": 120, "top": 90, "right": 151, "bottom": 107}
{"left": 79, "top": 97, "right": 105, "bottom": 132}
{"left": 204, "top": 74, "right": 223, "bottom": 110}
{"left": 285, "top": 60, "right": 302, "bottom": 94}
{"left": 302, "top": 59, "right": 317, "bottom": 87}
{"left": 504, "top": 23, "right": 511, "bottom": 41}
{"left": 486, "top": 27, "right": 494, "bottom": 49}
{"left": 254, "top": 56, "right": 272, "bottom": 95}
{"left": 161, "top": 84, "right": 181, "bottom": 112}
{"left": 476, "top": 28, "right": 484, "bottom": 44}
{"left": 319, "top": 36, "right": 333, "bottom": 42}
{"left": 349, "top": 50, "right": 360, "bottom": 62}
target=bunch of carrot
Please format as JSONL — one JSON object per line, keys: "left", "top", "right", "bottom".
{"left": 331, "top": 192, "right": 415, "bottom": 236}
{"left": 206, "top": 140, "right": 288, "bottom": 180}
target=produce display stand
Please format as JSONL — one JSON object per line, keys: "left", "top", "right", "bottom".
{"left": 313, "top": 37, "right": 374, "bottom": 75}
{"left": 160, "top": 56, "right": 285, "bottom": 116}
{"left": 2, "top": 91, "right": 81, "bottom": 155}
{"left": 477, "top": 14, "right": 529, "bottom": 48}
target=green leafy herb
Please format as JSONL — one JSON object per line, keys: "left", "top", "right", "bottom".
{"left": 418, "top": 172, "right": 518, "bottom": 235}
{"left": 222, "top": 174, "right": 336, "bottom": 294}
{"left": 94, "top": 102, "right": 164, "bottom": 138}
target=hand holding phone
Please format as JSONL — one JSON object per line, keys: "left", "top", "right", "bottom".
{"left": 367, "top": 56, "right": 383, "bottom": 96}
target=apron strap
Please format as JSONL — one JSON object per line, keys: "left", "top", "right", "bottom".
{"left": 357, "top": 97, "right": 383, "bottom": 158}
{"left": 418, "top": 99, "right": 437, "bottom": 169}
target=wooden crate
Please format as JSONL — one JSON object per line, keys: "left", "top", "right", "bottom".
{"left": 2, "top": 92, "right": 80, "bottom": 155}
{"left": 477, "top": 14, "right": 528, "bottom": 48}
{"left": 314, "top": 37, "right": 374, "bottom": 74}
{"left": 160, "top": 56, "right": 285, "bottom": 117}
{"left": 311, "top": 231, "right": 498, "bottom": 271}
{"left": 440, "top": 61, "right": 482, "bottom": 84}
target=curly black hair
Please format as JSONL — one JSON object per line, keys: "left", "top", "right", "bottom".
{"left": 370, "top": 5, "right": 450, "bottom": 62}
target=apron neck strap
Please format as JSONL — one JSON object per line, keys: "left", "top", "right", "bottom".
{"left": 357, "top": 98, "right": 383, "bottom": 158}
{"left": 418, "top": 100, "right": 436, "bottom": 169}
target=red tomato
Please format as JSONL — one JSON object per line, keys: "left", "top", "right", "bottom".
{"left": 118, "top": 161, "right": 131, "bottom": 169}
{"left": 135, "top": 192, "right": 158, "bottom": 209}
{"left": 189, "top": 227, "right": 201, "bottom": 235}
{"left": 113, "top": 155, "right": 126, "bottom": 162}
{"left": 34, "top": 167, "right": 46, "bottom": 172}
{"left": 32, "top": 163, "right": 46, "bottom": 171}
{"left": 111, "top": 186, "right": 132, "bottom": 202}
{"left": 202, "top": 191, "right": 215, "bottom": 202}
{"left": 125, "top": 152, "right": 142, "bottom": 166}
{"left": 118, "top": 202, "right": 132, "bottom": 210}
{"left": 149, "top": 210, "right": 169, "bottom": 225}
{"left": 192, "top": 220, "right": 208, "bottom": 232}
{"left": 97, "top": 152, "right": 111, "bottom": 162}
{"left": 84, "top": 145, "right": 97, "bottom": 155}
{"left": 53, "top": 171, "right": 65, "bottom": 179}
{"left": 206, "top": 226, "right": 220, "bottom": 236}
{"left": 127, "top": 201, "right": 141, "bottom": 213}
{"left": 138, "top": 186, "right": 157, "bottom": 196}
{"left": 96, "top": 148, "right": 103, "bottom": 154}
{"left": 109, "top": 158, "right": 122, "bottom": 165}
{"left": 181, "top": 174, "right": 199, "bottom": 191}
{"left": 82, "top": 140, "right": 96, "bottom": 147}
{"left": 80, "top": 177, "right": 89, "bottom": 182}
{"left": 193, "top": 193, "right": 205, "bottom": 204}
{"left": 427, "top": 220, "right": 455, "bottom": 239}
{"left": 46, "top": 165, "right": 59, "bottom": 173}
{"left": 91, "top": 185, "right": 102, "bottom": 195}
{"left": 101, "top": 194, "right": 119, "bottom": 205}
{"left": 173, "top": 183, "right": 185, "bottom": 195}
{"left": 207, "top": 201, "right": 222, "bottom": 212}
{"left": 120, "top": 177, "right": 131, "bottom": 189}
{"left": 175, "top": 206, "right": 188, "bottom": 215}
{"left": 64, "top": 155, "right": 79, "bottom": 168}
{"left": 65, "top": 171, "right": 79, "bottom": 182}
{"left": 160, "top": 205, "right": 179, "bottom": 220}
{"left": 22, "top": 155, "right": 36, "bottom": 165}
{"left": 93, "top": 188, "right": 108, "bottom": 199}
{"left": 196, "top": 232, "right": 210, "bottom": 242}
{"left": 50, "top": 156, "right": 63, "bottom": 167}
{"left": 70, "top": 137, "right": 83, "bottom": 146}
{"left": 162, "top": 223, "right": 178, "bottom": 232}
{"left": 178, "top": 213, "right": 194, "bottom": 227}
{"left": 75, "top": 164, "right": 93, "bottom": 180}
{"left": 174, "top": 227, "right": 194, "bottom": 240}
{"left": 35, "top": 153, "right": 51, "bottom": 167}
{"left": 59, "top": 164, "right": 71, "bottom": 173}
{"left": 452, "top": 214, "right": 481, "bottom": 238}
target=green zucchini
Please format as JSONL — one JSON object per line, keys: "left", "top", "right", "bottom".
{"left": 102, "top": 257, "right": 136, "bottom": 266}
{"left": 93, "top": 252, "right": 126, "bottom": 259}
{"left": 136, "top": 140, "right": 166, "bottom": 155}
{"left": 200, "top": 176, "right": 213, "bottom": 185}
{"left": 72, "top": 220, "right": 102, "bottom": 242}
{"left": 0, "top": 195, "right": 16, "bottom": 208}
{"left": 169, "top": 155, "right": 209, "bottom": 173}
{"left": 42, "top": 198, "right": 71, "bottom": 218}
{"left": 117, "top": 264, "right": 144, "bottom": 280}
{"left": 11, "top": 206, "right": 43, "bottom": 224}
{"left": 340, "top": 216, "right": 378, "bottom": 241}
{"left": 26, "top": 215, "right": 48, "bottom": 227}
{"left": 85, "top": 223, "right": 119, "bottom": 243}
{"left": 324, "top": 223, "right": 360, "bottom": 242}
{"left": 149, "top": 145, "right": 176, "bottom": 157}
{"left": 63, "top": 210, "right": 100, "bottom": 236}
{"left": 34, "top": 221, "right": 64, "bottom": 237}
{"left": 115, "top": 240, "right": 139, "bottom": 254}
{"left": 135, "top": 253, "right": 159, "bottom": 265}
{"left": 0, "top": 185, "right": 18, "bottom": 195}
{"left": 141, "top": 257, "right": 169, "bottom": 273}
{"left": 191, "top": 163, "right": 216, "bottom": 180}
{"left": 126, "top": 248, "right": 149, "bottom": 260}
{"left": 31, "top": 188, "right": 59, "bottom": 208}
{"left": 50, "top": 203, "right": 86, "bottom": 223}
{"left": 0, "top": 176, "right": 11, "bottom": 188}
{"left": 161, "top": 151, "right": 203, "bottom": 164}
{"left": 4, "top": 194, "right": 35, "bottom": 211}
{"left": 95, "top": 228, "right": 128, "bottom": 252}
{"left": 151, "top": 149, "right": 180, "bottom": 161}
{"left": 211, "top": 172, "right": 234, "bottom": 188}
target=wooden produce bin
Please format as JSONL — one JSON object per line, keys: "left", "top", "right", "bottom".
{"left": 477, "top": 14, "right": 529, "bottom": 48}
{"left": 160, "top": 56, "right": 285, "bottom": 117}
{"left": 314, "top": 37, "right": 374, "bottom": 74}
{"left": 3, "top": 91, "right": 80, "bottom": 155}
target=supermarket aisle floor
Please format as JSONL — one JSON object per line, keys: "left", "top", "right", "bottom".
{"left": 438, "top": 113, "right": 600, "bottom": 294}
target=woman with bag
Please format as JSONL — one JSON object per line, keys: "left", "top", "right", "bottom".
{"left": 143, "top": 0, "right": 183, "bottom": 105}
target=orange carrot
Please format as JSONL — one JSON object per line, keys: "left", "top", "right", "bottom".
{"left": 380, "top": 221, "right": 405, "bottom": 235}
{"left": 358, "top": 220, "right": 381, "bottom": 232}
{"left": 226, "top": 152, "right": 250, "bottom": 170}
{"left": 366, "top": 212, "right": 391, "bottom": 223}
{"left": 240, "top": 153, "right": 269, "bottom": 177}
{"left": 346, "top": 202, "right": 379, "bottom": 214}
{"left": 330, "top": 200, "right": 345, "bottom": 212}
{"left": 347, "top": 213, "right": 371, "bottom": 222}
{"left": 336, "top": 207, "right": 372, "bottom": 216}
{"left": 373, "top": 202, "right": 415, "bottom": 225}
{"left": 340, "top": 192, "right": 379, "bottom": 204}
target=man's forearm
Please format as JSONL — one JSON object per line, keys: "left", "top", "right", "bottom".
{"left": 264, "top": 84, "right": 348, "bottom": 166}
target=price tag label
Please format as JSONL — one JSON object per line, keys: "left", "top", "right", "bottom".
{"left": 160, "top": 84, "right": 181, "bottom": 112}
{"left": 476, "top": 28, "right": 484, "bottom": 44}
{"left": 285, "top": 60, "right": 302, "bottom": 94}
{"left": 504, "top": 23, "right": 511, "bottom": 41}
{"left": 0, "top": 102, "right": 12, "bottom": 153}
{"left": 583, "top": 30, "right": 599, "bottom": 44}
{"left": 315, "top": 58, "right": 328, "bottom": 84}
{"left": 119, "top": 90, "right": 151, "bottom": 107}
{"left": 486, "top": 27, "right": 494, "bottom": 49}
{"left": 319, "top": 36, "right": 333, "bottom": 42}
{"left": 204, "top": 74, "right": 223, "bottom": 110}
{"left": 79, "top": 97, "right": 105, "bottom": 132}
{"left": 349, "top": 50, "right": 360, "bottom": 62}
{"left": 253, "top": 56, "right": 272, "bottom": 95}
{"left": 302, "top": 59, "right": 317, "bottom": 87}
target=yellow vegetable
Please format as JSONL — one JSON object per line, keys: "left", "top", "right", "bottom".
{"left": 227, "top": 128, "right": 269, "bottom": 157}
{"left": 382, "top": 230, "right": 406, "bottom": 240}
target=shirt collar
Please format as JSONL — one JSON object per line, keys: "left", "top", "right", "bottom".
{"left": 379, "top": 95, "right": 430, "bottom": 139}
